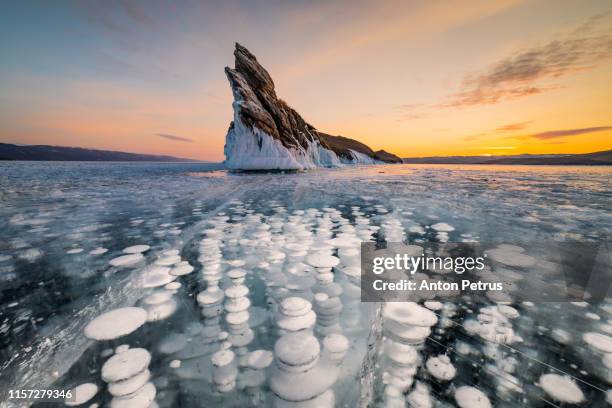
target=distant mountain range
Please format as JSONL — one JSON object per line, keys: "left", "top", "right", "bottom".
{"left": 402, "top": 150, "right": 612, "bottom": 165}
{"left": 0, "top": 143, "right": 195, "bottom": 162}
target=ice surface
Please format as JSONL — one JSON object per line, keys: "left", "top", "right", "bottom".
{"left": 1, "top": 162, "right": 611, "bottom": 407}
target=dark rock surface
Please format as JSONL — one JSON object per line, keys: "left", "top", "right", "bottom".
{"left": 373, "top": 150, "right": 403, "bottom": 163}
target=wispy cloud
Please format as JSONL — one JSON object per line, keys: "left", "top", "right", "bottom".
{"left": 441, "top": 14, "right": 612, "bottom": 107}
{"left": 496, "top": 121, "right": 531, "bottom": 131}
{"left": 156, "top": 133, "right": 194, "bottom": 142}
{"left": 530, "top": 126, "right": 612, "bottom": 140}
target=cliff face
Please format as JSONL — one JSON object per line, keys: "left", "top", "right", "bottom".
{"left": 223, "top": 43, "right": 399, "bottom": 170}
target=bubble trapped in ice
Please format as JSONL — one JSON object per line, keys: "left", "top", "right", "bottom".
{"left": 1, "top": 162, "right": 611, "bottom": 407}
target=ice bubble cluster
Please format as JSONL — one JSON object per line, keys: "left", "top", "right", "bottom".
{"left": 276, "top": 297, "right": 316, "bottom": 334}
{"left": 270, "top": 331, "right": 339, "bottom": 407}
{"left": 41, "top": 193, "right": 612, "bottom": 407}
{"left": 212, "top": 349, "right": 238, "bottom": 392}
{"left": 101, "top": 347, "right": 156, "bottom": 408}
{"left": 140, "top": 289, "right": 177, "bottom": 322}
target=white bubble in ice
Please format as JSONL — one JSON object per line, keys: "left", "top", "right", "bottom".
{"left": 66, "top": 248, "right": 83, "bottom": 254}
{"left": 431, "top": 223, "right": 454, "bottom": 232}
{"left": 102, "top": 348, "right": 151, "bottom": 383}
{"left": 583, "top": 332, "right": 612, "bottom": 353}
{"left": 551, "top": 328, "right": 571, "bottom": 344}
{"left": 164, "top": 282, "right": 181, "bottom": 290}
{"left": 155, "top": 255, "right": 181, "bottom": 266}
{"left": 406, "top": 382, "right": 433, "bottom": 408}
{"left": 248, "top": 350, "right": 274, "bottom": 370}
{"left": 89, "top": 247, "right": 108, "bottom": 255}
{"left": 84, "top": 307, "right": 147, "bottom": 340}
{"left": 109, "top": 382, "right": 156, "bottom": 408}
{"left": 109, "top": 253, "right": 144, "bottom": 267}
{"left": 424, "top": 301, "right": 443, "bottom": 311}
{"left": 426, "top": 355, "right": 456, "bottom": 381}
{"left": 539, "top": 374, "right": 584, "bottom": 403}
{"left": 211, "top": 349, "right": 235, "bottom": 367}
{"left": 496, "top": 244, "right": 525, "bottom": 253}
{"left": 306, "top": 253, "right": 340, "bottom": 269}
{"left": 169, "top": 262, "right": 194, "bottom": 276}
{"left": 486, "top": 247, "right": 535, "bottom": 267}
{"left": 123, "top": 245, "right": 151, "bottom": 254}
{"left": 170, "top": 360, "right": 181, "bottom": 368}
{"left": 115, "top": 344, "right": 130, "bottom": 354}
{"left": 383, "top": 302, "right": 438, "bottom": 327}
{"left": 586, "top": 312, "right": 600, "bottom": 321}
{"left": 108, "top": 369, "right": 151, "bottom": 397}
{"left": 65, "top": 383, "right": 98, "bottom": 406}
{"left": 141, "top": 266, "right": 176, "bottom": 288}
{"left": 275, "top": 331, "right": 320, "bottom": 368}
{"left": 454, "top": 386, "right": 491, "bottom": 408}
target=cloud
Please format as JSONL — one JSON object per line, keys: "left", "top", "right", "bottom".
{"left": 530, "top": 126, "right": 612, "bottom": 140}
{"left": 156, "top": 133, "right": 194, "bottom": 142}
{"left": 496, "top": 121, "right": 531, "bottom": 131}
{"left": 441, "top": 14, "right": 612, "bottom": 107}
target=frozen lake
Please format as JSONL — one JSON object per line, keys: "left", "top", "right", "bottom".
{"left": 0, "top": 162, "right": 611, "bottom": 407}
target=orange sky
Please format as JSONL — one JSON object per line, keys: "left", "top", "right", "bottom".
{"left": 1, "top": 0, "right": 611, "bottom": 161}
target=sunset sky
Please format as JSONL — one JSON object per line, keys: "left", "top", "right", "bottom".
{"left": 1, "top": 0, "right": 611, "bottom": 161}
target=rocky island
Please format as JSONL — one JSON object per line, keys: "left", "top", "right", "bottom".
{"left": 224, "top": 43, "right": 401, "bottom": 170}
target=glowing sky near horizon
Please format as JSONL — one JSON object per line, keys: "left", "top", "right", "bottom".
{"left": 1, "top": 0, "right": 611, "bottom": 161}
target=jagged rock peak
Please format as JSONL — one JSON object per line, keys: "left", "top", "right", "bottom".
{"left": 223, "top": 43, "right": 399, "bottom": 170}
{"left": 224, "top": 43, "right": 321, "bottom": 154}
{"left": 233, "top": 43, "right": 276, "bottom": 95}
